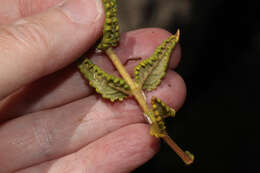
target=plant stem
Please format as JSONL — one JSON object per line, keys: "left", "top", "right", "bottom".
{"left": 105, "top": 47, "right": 194, "bottom": 165}
{"left": 105, "top": 48, "right": 150, "bottom": 114}
{"left": 163, "top": 135, "right": 194, "bottom": 165}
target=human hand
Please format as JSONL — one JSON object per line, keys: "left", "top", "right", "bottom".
{"left": 0, "top": 0, "right": 186, "bottom": 172}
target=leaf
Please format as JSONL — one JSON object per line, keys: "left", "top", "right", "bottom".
{"left": 134, "top": 30, "right": 180, "bottom": 91}
{"left": 78, "top": 58, "right": 130, "bottom": 102}
{"left": 151, "top": 96, "right": 176, "bottom": 119}
{"left": 150, "top": 121, "right": 166, "bottom": 138}
{"left": 97, "top": 0, "right": 120, "bottom": 50}
{"left": 145, "top": 111, "right": 166, "bottom": 138}
{"left": 149, "top": 96, "right": 176, "bottom": 138}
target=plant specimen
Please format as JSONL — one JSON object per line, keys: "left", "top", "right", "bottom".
{"left": 78, "top": 0, "right": 194, "bottom": 165}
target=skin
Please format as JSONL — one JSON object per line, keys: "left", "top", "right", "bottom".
{"left": 0, "top": 0, "right": 186, "bottom": 172}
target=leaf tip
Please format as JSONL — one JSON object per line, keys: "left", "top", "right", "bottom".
{"left": 175, "top": 29, "right": 180, "bottom": 42}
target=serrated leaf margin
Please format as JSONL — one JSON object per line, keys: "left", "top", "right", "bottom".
{"left": 149, "top": 96, "right": 176, "bottom": 138}
{"left": 134, "top": 30, "right": 180, "bottom": 91}
{"left": 78, "top": 58, "right": 130, "bottom": 102}
{"left": 97, "top": 0, "right": 120, "bottom": 50}
{"left": 151, "top": 96, "right": 176, "bottom": 119}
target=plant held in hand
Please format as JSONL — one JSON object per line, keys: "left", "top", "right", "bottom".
{"left": 78, "top": 0, "right": 194, "bottom": 165}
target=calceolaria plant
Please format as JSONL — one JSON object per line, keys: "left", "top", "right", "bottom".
{"left": 78, "top": 0, "right": 194, "bottom": 165}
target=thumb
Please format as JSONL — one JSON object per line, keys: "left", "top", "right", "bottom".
{"left": 0, "top": 0, "right": 104, "bottom": 100}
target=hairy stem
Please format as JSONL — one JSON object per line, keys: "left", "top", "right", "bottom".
{"left": 105, "top": 47, "right": 193, "bottom": 165}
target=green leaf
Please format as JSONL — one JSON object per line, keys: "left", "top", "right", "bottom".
{"left": 145, "top": 111, "right": 166, "bottom": 138}
{"left": 97, "top": 0, "right": 120, "bottom": 50}
{"left": 134, "top": 30, "right": 180, "bottom": 91}
{"left": 149, "top": 96, "right": 176, "bottom": 138}
{"left": 151, "top": 96, "right": 176, "bottom": 119}
{"left": 150, "top": 123, "right": 166, "bottom": 138}
{"left": 78, "top": 58, "right": 130, "bottom": 102}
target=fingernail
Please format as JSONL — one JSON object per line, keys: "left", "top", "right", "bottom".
{"left": 59, "top": 0, "right": 102, "bottom": 24}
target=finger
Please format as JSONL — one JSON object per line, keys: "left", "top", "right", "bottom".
{"left": 89, "top": 28, "right": 181, "bottom": 75}
{"left": 0, "top": 71, "right": 186, "bottom": 173}
{"left": 0, "top": 0, "right": 104, "bottom": 100}
{"left": 0, "top": 64, "right": 91, "bottom": 122}
{"left": 0, "top": 0, "right": 63, "bottom": 25}
{"left": 0, "top": 28, "right": 182, "bottom": 120}
{"left": 109, "top": 27, "right": 182, "bottom": 73}
{"left": 17, "top": 124, "right": 159, "bottom": 173}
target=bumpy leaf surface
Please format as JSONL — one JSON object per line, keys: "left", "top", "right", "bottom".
{"left": 134, "top": 31, "right": 179, "bottom": 91}
{"left": 151, "top": 96, "right": 176, "bottom": 119}
{"left": 97, "top": 0, "right": 120, "bottom": 50}
{"left": 149, "top": 119, "right": 166, "bottom": 138}
{"left": 149, "top": 96, "right": 176, "bottom": 137}
{"left": 78, "top": 58, "right": 130, "bottom": 101}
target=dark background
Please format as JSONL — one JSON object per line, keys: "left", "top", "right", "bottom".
{"left": 118, "top": 1, "right": 260, "bottom": 173}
